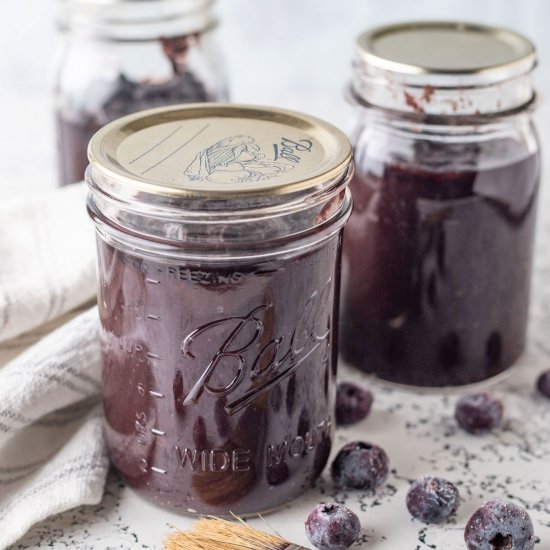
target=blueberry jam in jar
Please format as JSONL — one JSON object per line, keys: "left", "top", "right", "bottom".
{"left": 55, "top": 0, "right": 228, "bottom": 186}
{"left": 87, "top": 104, "right": 353, "bottom": 515}
{"left": 341, "top": 22, "right": 540, "bottom": 387}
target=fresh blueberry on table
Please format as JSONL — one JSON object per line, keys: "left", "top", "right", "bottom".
{"left": 406, "top": 475, "right": 460, "bottom": 524}
{"left": 331, "top": 441, "right": 389, "bottom": 490}
{"left": 455, "top": 393, "right": 504, "bottom": 434}
{"left": 536, "top": 370, "right": 550, "bottom": 398}
{"left": 335, "top": 381, "right": 373, "bottom": 425}
{"left": 464, "top": 499, "right": 535, "bottom": 550}
{"left": 305, "top": 502, "right": 361, "bottom": 550}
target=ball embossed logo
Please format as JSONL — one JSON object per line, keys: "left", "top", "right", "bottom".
{"left": 181, "top": 278, "right": 333, "bottom": 414}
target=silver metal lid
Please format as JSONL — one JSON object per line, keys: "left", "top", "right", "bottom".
{"left": 352, "top": 21, "right": 537, "bottom": 116}
{"left": 59, "top": 0, "right": 216, "bottom": 40}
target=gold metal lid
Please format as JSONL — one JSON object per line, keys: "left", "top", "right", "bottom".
{"left": 357, "top": 21, "right": 535, "bottom": 76}
{"left": 88, "top": 103, "right": 352, "bottom": 197}
{"left": 352, "top": 21, "right": 537, "bottom": 116}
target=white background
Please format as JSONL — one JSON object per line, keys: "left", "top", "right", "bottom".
{"left": 1, "top": 0, "right": 550, "bottom": 196}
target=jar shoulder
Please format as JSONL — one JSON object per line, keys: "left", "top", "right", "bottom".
{"left": 350, "top": 110, "right": 540, "bottom": 176}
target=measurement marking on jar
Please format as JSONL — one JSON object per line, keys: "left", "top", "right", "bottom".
{"left": 151, "top": 466, "right": 167, "bottom": 475}
{"left": 146, "top": 352, "right": 163, "bottom": 360}
{"left": 146, "top": 314, "right": 161, "bottom": 321}
{"left": 145, "top": 278, "right": 161, "bottom": 285}
{"left": 149, "top": 390, "right": 165, "bottom": 398}
{"left": 151, "top": 428, "right": 166, "bottom": 436}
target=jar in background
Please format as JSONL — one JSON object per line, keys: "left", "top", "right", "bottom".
{"left": 55, "top": 0, "right": 228, "bottom": 186}
{"left": 87, "top": 104, "right": 353, "bottom": 515}
{"left": 341, "top": 22, "right": 540, "bottom": 387}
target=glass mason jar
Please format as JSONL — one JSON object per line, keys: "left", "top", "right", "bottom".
{"left": 87, "top": 104, "right": 353, "bottom": 515}
{"left": 341, "top": 22, "right": 540, "bottom": 388}
{"left": 54, "top": 0, "right": 228, "bottom": 186}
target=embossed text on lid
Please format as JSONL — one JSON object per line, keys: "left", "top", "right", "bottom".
{"left": 88, "top": 103, "right": 352, "bottom": 197}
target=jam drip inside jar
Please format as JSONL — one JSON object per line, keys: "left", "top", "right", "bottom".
{"left": 341, "top": 138, "right": 540, "bottom": 387}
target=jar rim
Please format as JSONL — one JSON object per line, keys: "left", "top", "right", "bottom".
{"left": 88, "top": 187, "right": 353, "bottom": 261}
{"left": 58, "top": 0, "right": 216, "bottom": 40}
{"left": 347, "top": 85, "right": 539, "bottom": 123}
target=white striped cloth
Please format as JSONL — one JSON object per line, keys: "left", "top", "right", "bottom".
{"left": 0, "top": 184, "right": 108, "bottom": 549}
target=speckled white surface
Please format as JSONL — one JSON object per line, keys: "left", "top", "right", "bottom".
{"left": 3, "top": 1, "right": 550, "bottom": 548}
{"left": 6, "top": 169, "right": 550, "bottom": 548}
{"left": 6, "top": 348, "right": 550, "bottom": 549}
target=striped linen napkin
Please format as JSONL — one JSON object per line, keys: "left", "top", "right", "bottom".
{"left": 0, "top": 184, "right": 108, "bottom": 549}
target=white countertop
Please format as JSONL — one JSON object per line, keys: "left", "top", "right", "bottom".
{"left": 8, "top": 353, "right": 550, "bottom": 549}
{"left": 3, "top": 1, "right": 550, "bottom": 548}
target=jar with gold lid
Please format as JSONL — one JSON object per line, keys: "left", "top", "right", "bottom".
{"left": 87, "top": 103, "right": 353, "bottom": 515}
{"left": 54, "top": 0, "right": 228, "bottom": 186}
{"left": 341, "top": 22, "right": 540, "bottom": 387}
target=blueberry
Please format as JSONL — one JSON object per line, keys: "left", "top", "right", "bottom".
{"left": 336, "top": 381, "right": 373, "bottom": 426}
{"left": 455, "top": 393, "right": 503, "bottom": 434}
{"left": 464, "top": 499, "right": 535, "bottom": 550}
{"left": 536, "top": 370, "right": 550, "bottom": 398}
{"left": 266, "top": 461, "right": 289, "bottom": 486}
{"left": 406, "top": 476, "right": 460, "bottom": 524}
{"left": 305, "top": 502, "right": 361, "bottom": 550}
{"left": 331, "top": 441, "right": 389, "bottom": 490}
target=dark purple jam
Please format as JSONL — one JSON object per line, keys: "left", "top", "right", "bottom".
{"left": 341, "top": 147, "right": 540, "bottom": 387}
{"left": 97, "top": 234, "right": 342, "bottom": 515}
{"left": 56, "top": 35, "right": 214, "bottom": 186}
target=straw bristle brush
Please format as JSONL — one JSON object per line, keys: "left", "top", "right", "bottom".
{"left": 165, "top": 516, "right": 309, "bottom": 549}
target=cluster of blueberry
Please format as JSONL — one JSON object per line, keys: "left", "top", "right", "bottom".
{"left": 303, "top": 370, "right": 550, "bottom": 550}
